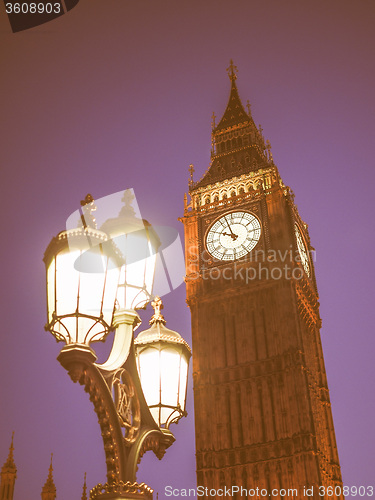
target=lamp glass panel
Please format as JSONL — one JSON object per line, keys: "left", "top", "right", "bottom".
{"left": 78, "top": 256, "right": 106, "bottom": 316}
{"left": 53, "top": 316, "right": 76, "bottom": 343}
{"left": 55, "top": 249, "right": 80, "bottom": 317}
{"left": 144, "top": 252, "right": 157, "bottom": 296}
{"left": 115, "top": 228, "right": 157, "bottom": 310}
{"left": 160, "top": 406, "right": 171, "bottom": 427}
{"left": 150, "top": 407, "right": 160, "bottom": 426}
{"left": 160, "top": 348, "right": 180, "bottom": 408}
{"left": 51, "top": 238, "right": 119, "bottom": 344}
{"left": 46, "top": 257, "right": 55, "bottom": 324}
{"left": 138, "top": 347, "right": 160, "bottom": 406}
{"left": 102, "top": 264, "right": 120, "bottom": 325}
{"left": 178, "top": 355, "right": 189, "bottom": 409}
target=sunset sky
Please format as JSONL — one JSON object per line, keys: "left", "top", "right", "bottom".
{"left": 0, "top": 1, "right": 374, "bottom": 498}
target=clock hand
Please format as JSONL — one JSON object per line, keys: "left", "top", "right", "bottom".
{"left": 222, "top": 231, "right": 238, "bottom": 241}
{"left": 224, "top": 216, "right": 238, "bottom": 240}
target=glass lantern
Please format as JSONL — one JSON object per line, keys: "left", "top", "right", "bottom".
{"left": 100, "top": 191, "right": 160, "bottom": 311}
{"left": 44, "top": 226, "right": 121, "bottom": 346}
{"left": 134, "top": 297, "right": 191, "bottom": 428}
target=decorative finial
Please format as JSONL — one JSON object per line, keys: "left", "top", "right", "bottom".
{"left": 119, "top": 189, "right": 136, "bottom": 218}
{"left": 226, "top": 59, "right": 238, "bottom": 81}
{"left": 80, "top": 194, "right": 97, "bottom": 229}
{"left": 246, "top": 100, "right": 251, "bottom": 116}
{"left": 188, "top": 164, "right": 195, "bottom": 186}
{"left": 10, "top": 431, "right": 14, "bottom": 454}
{"left": 266, "top": 140, "right": 273, "bottom": 162}
{"left": 150, "top": 296, "right": 166, "bottom": 325}
{"left": 211, "top": 112, "right": 216, "bottom": 129}
{"left": 80, "top": 193, "right": 94, "bottom": 207}
{"left": 81, "top": 472, "right": 88, "bottom": 500}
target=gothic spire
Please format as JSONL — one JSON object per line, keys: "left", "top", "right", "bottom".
{"left": 81, "top": 472, "right": 87, "bottom": 500}
{"left": 0, "top": 433, "right": 17, "bottom": 500}
{"left": 189, "top": 62, "right": 272, "bottom": 191}
{"left": 1, "top": 433, "right": 16, "bottom": 475}
{"left": 214, "top": 60, "right": 250, "bottom": 131}
{"left": 41, "top": 454, "right": 56, "bottom": 500}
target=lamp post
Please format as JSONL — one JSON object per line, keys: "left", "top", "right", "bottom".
{"left": 43, "top": 194, "right": 191, "bottom": 500}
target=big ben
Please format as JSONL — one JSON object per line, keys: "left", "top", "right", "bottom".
{"left": 181, "top": 62, "right": 343, "bottom": 499}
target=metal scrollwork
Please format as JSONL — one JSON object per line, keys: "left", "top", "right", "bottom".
{"left": 112, "top": 369, "right": 141, "bottom": 445}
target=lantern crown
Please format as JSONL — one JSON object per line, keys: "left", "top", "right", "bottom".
{"left": 135, "top": 297, "right": 191, "bottom": 352}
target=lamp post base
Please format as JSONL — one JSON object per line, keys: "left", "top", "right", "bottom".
{"left": 90, "top": 481, "right": 153, "bottom": 500}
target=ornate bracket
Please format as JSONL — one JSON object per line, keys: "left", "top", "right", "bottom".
{"left": 57, "top": 342, "right": 175, "bottom": 497}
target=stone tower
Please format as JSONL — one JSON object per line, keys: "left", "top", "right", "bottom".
{"left": 0, "top": 434, "right": 17, "bottom": 500}
{"left": 181, "top": 62, "right": 343, "bottom": 499}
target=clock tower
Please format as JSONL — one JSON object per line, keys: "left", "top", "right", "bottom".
{"left": 181, "top": 62, "right": 343, "bottom": 499}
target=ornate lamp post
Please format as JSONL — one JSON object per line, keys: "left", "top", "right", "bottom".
{"left": 43, "top": 194, "right": 191, "bottom": 500}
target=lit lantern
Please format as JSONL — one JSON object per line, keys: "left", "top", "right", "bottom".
{"left": 134, "top": 297, "right": 191, "bottom": 428}
{"left": 44, "top": 195, "right": 121, "bottom": 346}
{"left": 100, "top": 191, "right": 160, "bottom": 311}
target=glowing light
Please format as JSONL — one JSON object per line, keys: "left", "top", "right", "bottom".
{"left": 44, "top": 228, "right": 120, "bottom": 345}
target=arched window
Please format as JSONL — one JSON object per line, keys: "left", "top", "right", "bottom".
{"left": 205, "top": 197, "right": 210, "bottom": 205}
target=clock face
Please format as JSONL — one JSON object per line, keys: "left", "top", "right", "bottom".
{"left": 206, "top": 211, "right": 261, "bottom": 260}
{"left": 294, "top": 224, "right": 311, "bottom": 277}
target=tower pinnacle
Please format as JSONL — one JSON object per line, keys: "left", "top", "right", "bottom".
{"left": 81, "top": 472, "right": 87, "bottom": 500}
{"left": 41, "top": 454, "right": 56, "bottom": 500}
{"left": 0, "top": 433, "right": 17, "bottom": 500}
{"left": 2, "top": 433, "right": 15, "bottom": 473}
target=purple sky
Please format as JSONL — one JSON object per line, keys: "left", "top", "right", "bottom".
{"left": 0, "top": 1, "right": 374, "bottom": 498}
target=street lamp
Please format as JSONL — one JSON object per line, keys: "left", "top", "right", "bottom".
{"left": 43, "top": 193, "right": 191, "bottom": 500}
